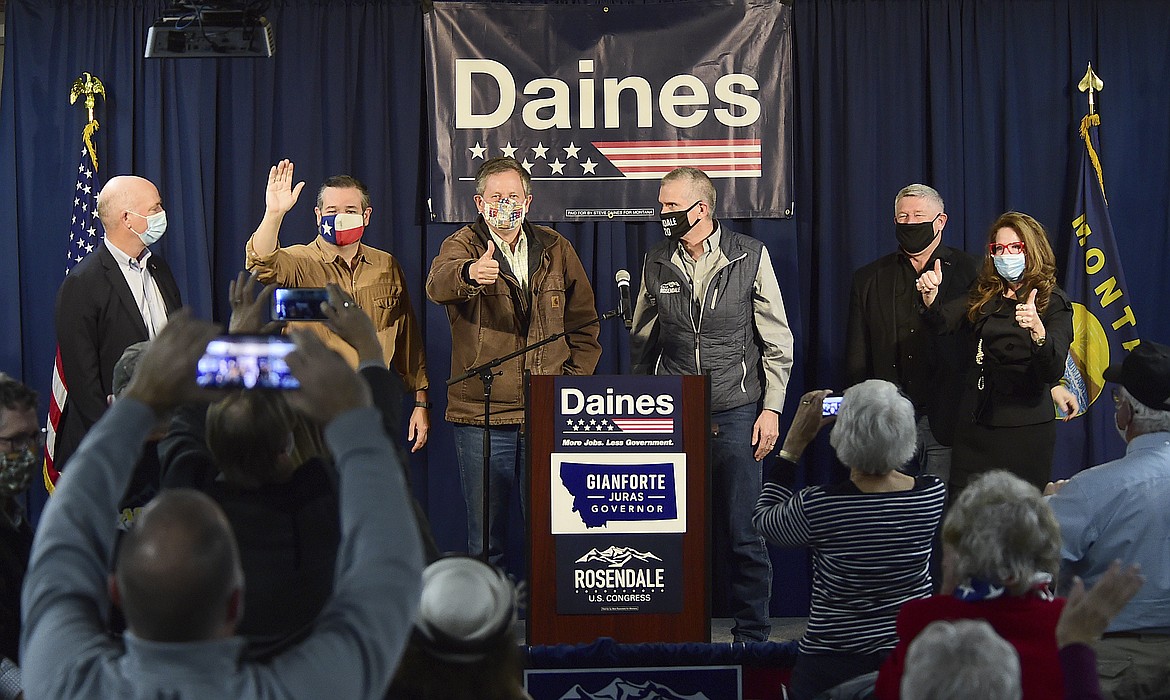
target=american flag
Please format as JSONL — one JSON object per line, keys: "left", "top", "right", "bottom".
{"left": 592, "top": 138, "right": 762, "bottom": 179}
{"left": 564, "top": 416, "right": 675, "bottom": 434}
{"left": 44, "top": 141, "right": 105, "bottom": 490}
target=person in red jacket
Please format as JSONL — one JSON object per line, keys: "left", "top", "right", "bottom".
{"left": 876, "top": 470, "right": 1066, "bottom": 699}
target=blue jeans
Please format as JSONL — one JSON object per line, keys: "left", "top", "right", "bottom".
{"left": 452, "top": 424, "right": 526, "bottom": 568}
{"left": 710, "top": 404, "right": 773, "bottom": 641}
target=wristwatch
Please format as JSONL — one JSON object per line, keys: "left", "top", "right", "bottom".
{"left": 415, "top": 400, "right": 432, "bottom": 409}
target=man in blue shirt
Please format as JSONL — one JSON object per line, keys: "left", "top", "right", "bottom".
{"left": 1046, "top": 340, "right": 1170, "bottom": 698}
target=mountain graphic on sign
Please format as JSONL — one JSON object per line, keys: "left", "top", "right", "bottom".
{"left": 558, "top": 678, "right": 711, "bottom": 700}
{"left": 575, "top": 546, "right": 663, "bottom": 568}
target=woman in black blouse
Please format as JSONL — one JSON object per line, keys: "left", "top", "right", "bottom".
{"left": 917, "top": 211, "right": 1073, "bottom": 492}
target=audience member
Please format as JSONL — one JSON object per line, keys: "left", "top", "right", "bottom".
{"left": 1056, "top": 561, "right": 1146, "bottom": 700}
{"left": 1046, "top": 340, "right": 1170, "bottom": 698}
{"left": 109, "top": 340, "right": 165, "bottom": 527}
{"left": 19, "top": 313, "right": 424, "bottom": 699}
{"left": 902, "top": 619, "right": 1021, "bottom": 700}
{"left": 876, "top": 470, "right": 1065, "bottom": 699}
{"left": 160, "top": 275, "right": 437, "bottom": 659}
{"left": 386, "top": 556, "right": 530, "bottom": 700}
{"left": 0, "top": 374, "right": 39, "bottom": 700}
{"left": 753, "top": 381, "right": 945, "bottom": 699}
{"left": 918, "top": 212, "right": 1073, "bottom": 493}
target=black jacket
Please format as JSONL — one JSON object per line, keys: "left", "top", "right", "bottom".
{"left": 845, "top": 244, "right": 979, "bottom": 444}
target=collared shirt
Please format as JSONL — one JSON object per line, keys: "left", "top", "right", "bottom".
{"left": 892, "top": 251, "right": 938, "bottom": 409}
{"left": 674, "top": 226, "right": 725, "bottom": 306}
{"left": 487, "top": 227, "right": 530, "bottom": 294}
{"left": 104, "top": 237, "right": 169, "bottom": 338}
{"left": 1048, "top": 431, "right": 1170, "bottom": 633}
{"left": 245, "top": 236, "right": 428, "bottom": 391}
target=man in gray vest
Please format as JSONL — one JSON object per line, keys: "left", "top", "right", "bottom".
{"left": 631, "top": 167, "right": 794, "bottom": 642}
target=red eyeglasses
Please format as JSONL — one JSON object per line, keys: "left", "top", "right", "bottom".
{"left": 989, "top": 241, "right": 1027, "bottom": 256}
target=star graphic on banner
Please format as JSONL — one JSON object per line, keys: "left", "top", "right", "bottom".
{"left": 564, "top": 142, "right": 581, "bottom": 159}
{"left": 581, "top": 158, "right": 598, "bottom": 175}
{"left": 549, "top": 158, "right": 566, "bottom": 175}
{"left": 588, "top": 418, "right": 597, "bottom": 427}
{"left": 532, "top": 142, "right": 548, "bottom": 159}
{"left": 501, "top": 142, "right": 517, "bottom": 158}
{"left": 520, "top": 159, "right": 534, "bottom": 173}
{"left": 469, "top": 142, "right": 486, "bottom": 159}
{"left": 566, "top": 419, "right": 573, "bottom": 427}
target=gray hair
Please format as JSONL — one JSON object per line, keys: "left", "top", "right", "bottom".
{"left": 894, "top": 183, "right": 945, "bottom": 217}
{"left": 1120, "top": 386, "right": 1170, "bottom": 434}
{"left": 474, "top": 157, "right": 532, "bottom": 197}
{"left": 829, "top": 379, "right": 917, "bottom": 474}
{"left": 662, "top": 167, "right": 716, "bottom": 218}
{"left": 943, "top": 471, "right": 1061, "bottom": 594}
{"left": 902, "top": 619, "right": 1021, "bottom": 700}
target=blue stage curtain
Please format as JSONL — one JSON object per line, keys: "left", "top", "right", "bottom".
{"left": 3, "top": 0, "right": 1169, "bottom": 617}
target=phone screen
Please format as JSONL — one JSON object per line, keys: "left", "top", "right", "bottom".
{"left": 822, "top": 395, "right": 843, "bottom": 417}
{"left": 196, "top": 335, "right": 299, "bottom": 389}
{"left": 272, "top": 288, "right": 330, "bottom": 321}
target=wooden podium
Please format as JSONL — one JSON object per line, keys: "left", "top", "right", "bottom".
{"left": 526, "top": 374, "right": 710, "bottom": 646}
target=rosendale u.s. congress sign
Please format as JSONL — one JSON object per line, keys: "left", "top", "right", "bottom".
{"left": 423, "top": 0, "right": 794, "bottom": 222}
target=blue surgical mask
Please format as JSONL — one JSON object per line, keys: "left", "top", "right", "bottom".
{"left": 129, "top": 209, "right": 167, "bottom": 246}
{"left": 992, "top": 253, "right": 1026, "bottom": 282}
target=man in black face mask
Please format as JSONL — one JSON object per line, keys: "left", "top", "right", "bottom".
{"left": 631, "top": 167, "right": 794, "bottom": 643}
{"left": 844, "top": 184, "right": 979, "bottom": 483}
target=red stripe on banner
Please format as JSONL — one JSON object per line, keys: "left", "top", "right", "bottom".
{"left": 591, "top": 139, "right": 761, "bottom": 148}
{"left": 616, "top": 163, "right": 763, "bottom": 173}
{"left": 602, "top": 152, "right": 761, "bottom": 162}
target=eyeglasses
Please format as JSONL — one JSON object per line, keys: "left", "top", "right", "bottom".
{"left": 989, "top": 241, "right": 1027, "bottom": 256}
{"left": 0, "top": 428, "right": 45, "bottom": 454}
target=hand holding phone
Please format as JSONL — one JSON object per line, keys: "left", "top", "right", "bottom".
{"left": 272, "top": 288, "right": 330, "bottom": 321}
{"left": 196, "top": 335, "right": 300, "bottom": 389}
{"left": 822, "top": 395, "right": 843, "bottom": 417}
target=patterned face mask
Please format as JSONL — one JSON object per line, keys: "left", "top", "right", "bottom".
{"left": 483, "top": 197, "right": 525, "bottom": 231}
{"left": 0, "top": 448, "right": 35, "bottom": 498}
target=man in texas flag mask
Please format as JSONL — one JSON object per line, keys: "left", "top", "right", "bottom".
{"left": 245, "top": 160, "right": 431, "bottom": 453}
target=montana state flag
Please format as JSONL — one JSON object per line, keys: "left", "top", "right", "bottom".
{"left": 1058, "top": 113, "right": 1140, "bottom": 473}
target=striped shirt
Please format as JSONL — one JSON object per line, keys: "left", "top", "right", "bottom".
{"left": 753, "top": 461, "right": 945, "bottom": 655}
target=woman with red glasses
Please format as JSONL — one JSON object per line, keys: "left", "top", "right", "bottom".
{"left": 915, "top": 211, "right": 1073, "bottom": 495}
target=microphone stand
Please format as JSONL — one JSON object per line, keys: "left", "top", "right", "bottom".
{"left": 448, "top": 305, "right": 626, "bottom": 562}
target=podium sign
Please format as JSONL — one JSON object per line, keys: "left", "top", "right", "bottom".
{"left": 528, "top": 375, "right": 710, "bottom": 645}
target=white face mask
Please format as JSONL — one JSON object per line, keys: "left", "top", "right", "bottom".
{"left": 129, "top": 209, "right": 168, "bottom": 246}
{"left": 482, "top": 198, "right": 525, "bottom": 231}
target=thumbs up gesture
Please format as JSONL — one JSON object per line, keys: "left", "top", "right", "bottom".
{"left": 1015, "top": 288, "right": 1046, "bottom": 340}
{"left": 916, "top": 259, "right": 943, "bottom": 307}
{"left": 469, "top": 240, "right": 500, "bottom": 286}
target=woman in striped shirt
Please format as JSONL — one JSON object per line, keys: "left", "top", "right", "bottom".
{"left": 753, "top": 380, "right": 946, "bottom": 700}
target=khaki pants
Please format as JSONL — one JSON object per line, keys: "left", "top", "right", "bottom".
{"left": 1093, "top": 635, "right": 1170, "bottom": 700}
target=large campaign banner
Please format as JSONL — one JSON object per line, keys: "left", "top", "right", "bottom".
{"left": 423, "top": 0, "right": 794, "bottom": 222}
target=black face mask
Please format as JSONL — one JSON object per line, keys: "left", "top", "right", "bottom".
{"left": 895, "top": 213, "right": 941, "bottom": 254}
{"left": 661, "top": 201, "right": 701, "bottom": 238}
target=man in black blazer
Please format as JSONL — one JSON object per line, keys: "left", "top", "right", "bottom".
{"left": 51, "top": 175, "right": 183, "bottom": 477}
{"left": 844, "top": 184, "right": 978, "bottom": 483}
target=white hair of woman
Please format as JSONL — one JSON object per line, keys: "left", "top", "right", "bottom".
{"left": 902, "top": 619, "right": 1021, "bottom": 700}
{"left": 829, "top": 379, "right": 917, "bottom": 474}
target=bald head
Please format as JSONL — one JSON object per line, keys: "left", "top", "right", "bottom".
{"left": 97, "top": 175, "right": 162, "bottom": 256}
{"left": 114, "top": 489, "right": 243, "bottom": 642}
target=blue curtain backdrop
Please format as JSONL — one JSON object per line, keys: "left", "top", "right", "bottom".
{"left": 2, "top": 0, "right": 1168, "bottom": 617}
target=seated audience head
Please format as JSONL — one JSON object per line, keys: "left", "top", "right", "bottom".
{"left": 388, "top": 556, "right": 524, "bottom": 700}
{"left": 943, "top": 470, "right": 1060, "bottom": 595}
{"left": 112, "top": 488, "right": 244, "bottom": 642}
{"left": 1104, "top": 340, "right": 1170, "bottom": 442}
{"left": 0, "top": 373, "right": 40, "bottom": 499}
{"left": 205, "top": 390, "right": 299, "bottom": 489}
{"left": 829, "top": 379, "right": 917, "bottom": 474}
{"left": 901, "top": 619, "right": 1021, "bottom": 700}
{"left": 111, "top": 341, "right": 151, "bottom": 399}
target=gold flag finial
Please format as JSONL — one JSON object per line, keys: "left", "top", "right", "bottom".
{"left": 68, "top": 72, "right": 106, "bottom": 170}
{"left": 1077, "top": 63, "right": 1104, "bottom": 116}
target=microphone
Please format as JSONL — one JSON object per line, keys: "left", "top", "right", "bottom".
{"left": 615, "top": 269, "right": 633, "bottom": 329}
